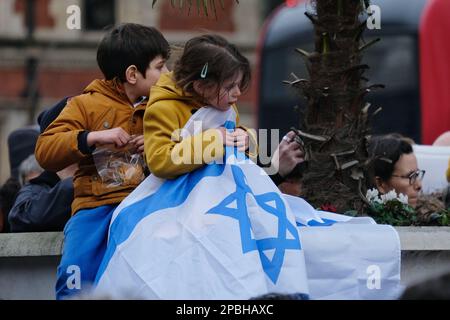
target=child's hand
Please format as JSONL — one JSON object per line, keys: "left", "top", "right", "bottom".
{"left": 232, "top": 128, "right": 249, "bottom": 152}
{"left": 129, "top": 135, "right": 145, "bottom": 154}
{"left": 217, "top": 127, "right": 249, "bottom": 152}
{"left": 217, "top": 127, "right": 237, "bottom": 147}
{"left": 87, "top": 127, "right": 130, "bottom": 148}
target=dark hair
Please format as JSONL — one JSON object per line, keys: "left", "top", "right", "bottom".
{"left": 173, "top": 34, "right": 251, "bottom": 102}
{"left": 7, "top": 127, "right": 40, "bottom": 180}
{"left": 0, "top": 177, "right": 21, "bottom": 232}
{"left": 368, "top": 135, "right": 414, "bottom": 182}
{"left": 97, "top": 23, "right": 170, "bottom": 81}
{"left": 249, "top": 292, "right": 309, "bottom": 300}
{"left": 382, "top": 132, "right": 416, "bottom": 146}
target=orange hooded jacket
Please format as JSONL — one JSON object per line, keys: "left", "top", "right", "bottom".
{"left": 36, "top": 79, "right": 147, "bottom": 215}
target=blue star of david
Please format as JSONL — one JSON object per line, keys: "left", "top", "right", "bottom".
{"left": 207, "top": 165, "right": 301, "bottom": 284}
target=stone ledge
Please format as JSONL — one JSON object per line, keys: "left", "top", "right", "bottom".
{"left": 0, "top": 232, "right": 64, "bottom": 257}
{"left": 395, "top": 227, "right": 450, "bottom": 251}
{"left": 1, "top": 227, "right": 450, "bottom": 258}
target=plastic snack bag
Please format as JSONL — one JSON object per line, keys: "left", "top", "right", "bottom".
{"left": 92, "top": 144, "right": 145, "bottom": 188}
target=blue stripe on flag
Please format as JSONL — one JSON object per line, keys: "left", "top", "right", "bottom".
{"left": 207, "top": 165, "right": 302, "bottom": 284}
{"left": 96, "top": 120, "right": 238, "bottom": 283}
{"left": 95, "top": 163, "right": 226, "bottom": 283}
{"left": 296, "top": 218, "right": 338, "bottom": 227}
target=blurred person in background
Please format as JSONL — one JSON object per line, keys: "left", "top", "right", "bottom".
{"left": 0, "top": 126, "right": 40, "bottom": 232}
{"left": 368, "top": 135, "right": 424, "bottom": 208}
{"left": 432, "top": 131, "right": 450, "bottom": 208}
{"left": 7, "top": 126, "right": 40, "bottom": 181}
{"left": 18, "top": 154, "right": 44, "bottom": 186}
{"left": 0, "top": 178, "right": 21, "bottom": 233}
{"left": 400, "top": 271, "right": 450, "bottom": 300}
{"left": 8, "top": 97, "right": 74, "bottom": 233}
{"left": 433, "top": 131, "right": 450, "bottom": 147}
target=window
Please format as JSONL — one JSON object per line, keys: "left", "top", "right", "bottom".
{"left": 83, "top": 0, "right": 115, "bottom": 31}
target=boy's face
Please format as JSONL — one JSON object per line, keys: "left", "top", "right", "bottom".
{"left": 135, "top": 55, "right": 168, "bottom": 97}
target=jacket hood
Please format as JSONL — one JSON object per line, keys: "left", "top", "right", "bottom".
{"left": 83, "top": 78, "right": 130, "bottom": 105}
{"left": 148, "top": 72, "right": 203, "bottom": 109}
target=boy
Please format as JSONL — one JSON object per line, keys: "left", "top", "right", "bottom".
{"left": 35, "top": 23, "right": 170, "bottom": 299}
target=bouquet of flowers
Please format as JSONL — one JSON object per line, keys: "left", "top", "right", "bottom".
{"left": 365, "top": 189, "right": 417, "bottom": 226}
{"left": 366, "top": 188, "right": 450, "bottom": 226}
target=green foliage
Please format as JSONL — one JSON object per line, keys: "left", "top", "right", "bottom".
{"left": 343, "top": 210, "right": 359, "bottom": 217}
{"left": 366, "top": 189, "right": 450, "bottom": 226}
{"left": 438, "top": 212, "right": 450, "bottom": 226}
{"left": 368, "top": 199, "right": 418, "bottom": 226}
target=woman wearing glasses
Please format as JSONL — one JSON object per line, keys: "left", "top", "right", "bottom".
{"left": 368, "top": 135, "right": 425, "bottom": 208}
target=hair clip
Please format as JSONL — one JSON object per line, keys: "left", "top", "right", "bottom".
{"left": 200, "top": 62, "right": 209, "bottom": 79}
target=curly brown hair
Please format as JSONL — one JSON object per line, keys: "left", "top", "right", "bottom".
{"left": 173, "top": 34, "right": 251, "bottom": 104}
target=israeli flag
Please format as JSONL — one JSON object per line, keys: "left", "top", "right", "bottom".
{"left": 94, "top": 108, "right": 310, "bottom": 299}
{"left": 94, "top": 108, "right": 401, "bottom": 300}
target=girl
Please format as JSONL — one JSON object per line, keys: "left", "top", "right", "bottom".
{"left": 143, "top": 34, "right": 253, "bottom": 179}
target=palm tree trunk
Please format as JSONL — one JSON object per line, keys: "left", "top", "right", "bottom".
{"left": 289, "top": 0, "right": 379, "bottom": 213}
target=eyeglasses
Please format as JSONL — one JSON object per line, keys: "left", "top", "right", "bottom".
{"left": 391, "top": 169, "right": 426, "bottom": 185}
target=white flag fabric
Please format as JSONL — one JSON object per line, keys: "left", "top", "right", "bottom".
{"left": 300, "top": 223, "right": 401, "bottom": 300}
{"left": 283, "top": 194, "right": 401, "bottom": 300}
{"left": 413, "top": 145, "right": 450, "bottom": 194}
{"left": 94, "top": 107, "right": 401, "bottom": 300}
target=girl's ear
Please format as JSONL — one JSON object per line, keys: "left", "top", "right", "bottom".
{"left": 375, "top": 176, "right": 390, "bottom": 194}
{"left": 125, "top": 65, "right": 138, "bottom": 85}
{"left": 193, "top": 80, "right": 205, "bottom": 95}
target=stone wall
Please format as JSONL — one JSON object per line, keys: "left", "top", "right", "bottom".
{"left": 1, "top": 227, "right": 450, "bottom": 299}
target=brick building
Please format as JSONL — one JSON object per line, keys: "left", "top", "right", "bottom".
{"left": 0, "top": 0, "right": 269, "bottom": 183}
